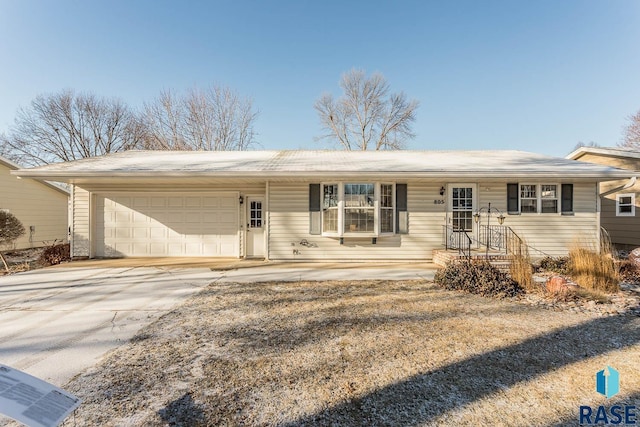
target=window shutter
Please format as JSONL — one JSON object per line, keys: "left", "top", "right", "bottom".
{"left": 309, "top": 184, "right": 321, "bottom": 235}
{"left": 396, "top": 184, "right": 408, "bottom": 234}
{"left": 561, "top": 184, "right": 574, "bottom": 214}
{"left": 507, "top": 183, "right": 519, "bottom": 214}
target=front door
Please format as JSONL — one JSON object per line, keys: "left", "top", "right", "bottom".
{"left": 246, "top": 197, "right": 265, "bottom": 258}
{"left": 449, "top": 184, "right": 476, "bottom": 232}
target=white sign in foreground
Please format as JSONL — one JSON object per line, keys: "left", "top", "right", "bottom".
{"left": 0, "top": 364, "right": 80, "bottom": 427}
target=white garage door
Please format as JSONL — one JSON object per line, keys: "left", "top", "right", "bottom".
{"left": 95, "top": 193, "right": 239, "bottom": 257}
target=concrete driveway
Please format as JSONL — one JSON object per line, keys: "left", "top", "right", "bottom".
{"left": 0, "top": 266, "right": 218, "bottom": 387}
{"left": 0, "top": 262, "right": 435, "bottom": 389}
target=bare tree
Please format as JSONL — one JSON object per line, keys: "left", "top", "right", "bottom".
{"left": 142, "top": 85, "right": 258, "bottom": 151}
{"left": 0, "top": 90, "right": 145, "bottom": 166}
{"left": 315, "top": 69, "right": 419, "bottom": 150}
{"left": 620, "top": 109, "right": 640, "bottom": 150}
{"left": 0, "top": 210, "right": 25, "bottom": 272}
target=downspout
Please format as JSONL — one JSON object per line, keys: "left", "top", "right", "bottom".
{"left": 596, "top": 182, "right": 601, "bottom": 253}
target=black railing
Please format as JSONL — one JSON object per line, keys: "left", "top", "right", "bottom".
{"left": 479, "top": 225, "right": 507, "bottom": 251}
{"left": 443, "top": 225, "right": 472, "bottom": 259}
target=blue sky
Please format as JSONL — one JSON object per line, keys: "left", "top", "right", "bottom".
{"left": 0, "top": 0, "right": 639, "bottom": 156}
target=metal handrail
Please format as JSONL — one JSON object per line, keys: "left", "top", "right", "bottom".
{"left": 443, "top": 225, "right": 472, "bottom": 259}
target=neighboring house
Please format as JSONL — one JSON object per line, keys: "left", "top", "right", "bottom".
{"left": 1, "top": 155, "right": 69, "bottom": 250}
{"left": 14, "top": 150, "right": 631, "bottom": 261}
{"left": 567, "top": 146, "right": 640, "bottom": 250}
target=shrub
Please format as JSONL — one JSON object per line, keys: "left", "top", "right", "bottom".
{"left": 0, "top": 210, "right": 25, "bottom": 272}
{"left": 569, "top": 244, "right": 619, "bottom": 294}
{"left": 538, "top": 256, "right": 570, "bottom": 274}
{"left": 0, "top": 210, "right": 25, "bottom": 246}
{"left": 435, "top": 260, "right": 524, "bottom": 298}
{"left": 39, "top": 242, "right": 71, "bottom": 266}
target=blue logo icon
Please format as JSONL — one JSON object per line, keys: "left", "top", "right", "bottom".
{"left": 596, "top": 366, "right": 620, "bottom": 398}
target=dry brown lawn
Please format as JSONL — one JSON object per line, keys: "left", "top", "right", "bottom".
{"left": 65, "top": 280, "right": 640, "bottom": 426}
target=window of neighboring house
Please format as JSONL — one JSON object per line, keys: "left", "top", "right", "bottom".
{"left": 540, "top": 184, "right": 559, "bottom": 213}
{"left": 322, "top": 184, "right": 339, "bottom": 233}
{"left": 520, "top": 184, "right": 537, "bottom": 213}
{"left": 616, "top": 193, "right": 635, "bottom": 217}
{"left": 344, "top": 183, "right": 375, "bottom": 233}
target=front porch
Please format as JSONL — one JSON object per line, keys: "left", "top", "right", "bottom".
{"left": 432, "top": 249, "right": 514, "bottom": 271}
{"left": 435, "top": 224, "right": 526, "bottom": 270}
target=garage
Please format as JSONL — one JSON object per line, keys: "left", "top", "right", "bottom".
{"left": 95, "top": 192, "right": 239, "bottom": 257}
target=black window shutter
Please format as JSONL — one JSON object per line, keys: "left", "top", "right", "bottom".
{"left": 561, "top": 184, "right": 573, "bottom": 213}
{"left": 507, "top": 183, "right": 519, "bottom": 214}
{"left": 396, "top": 184, "right": 408, "bottom": 211}
{"left": 309, "top": 184, "right": 321, "bottom": 235}
{"left": 309, "top": 184, "right": 320, "bottom": 211}
{"left": 396, "top": 184, "right": 408, "bottom": 233}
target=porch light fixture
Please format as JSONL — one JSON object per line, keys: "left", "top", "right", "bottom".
{"left": 439, "top": 186, "right": 445, "bottom": 196}
{"left": 239, "top": 195, "right": 244, "bottom": 205}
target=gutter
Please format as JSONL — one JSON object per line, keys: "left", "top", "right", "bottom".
{"left": 11, "top": 170, "right": 634, "bottom": 181}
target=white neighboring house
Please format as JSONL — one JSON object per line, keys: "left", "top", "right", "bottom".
{"left": 1, "top": 155, "right": 69, "bottom": 250}
{"left": 13, "top": 150, "right": 632, "bottom": 261}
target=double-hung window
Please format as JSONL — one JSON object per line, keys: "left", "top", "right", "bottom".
{"left": 322, "top": 184, "right": 339, "bottom": 233}
{"left": 616, "top": 193, "right": 635, "bottom": 217}
{"left": 380, "top": 184, "right": 394, "bottom": 234}
{"left": 520, "top": 185, "right": 537, "bottom": 213}
{"left": 540, "top": 185, "right": 558, "bottom": 213}
{"left": 510, "top": 183, "right": 567, "bottom": 214}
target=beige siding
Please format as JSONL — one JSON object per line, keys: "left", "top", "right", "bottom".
{"left": 574, "top": 152, "right": 640, "bottom": 248}
{"left": 269, "top": 182, "right": 447, "bottom": 261}
{"left": 0, "top": 163, "right": 68, "bottom": 250}
{"left": 72, "top": 183, "right": 265, "bottom": 258}
{"left": 477, "top": 182, "right": 597, "bottom": 257}
{"left": 600, "top": 180, "right": 640, "bottom": 248}
{"left": 269, "top": 181, "right": 599, "bottom": 261}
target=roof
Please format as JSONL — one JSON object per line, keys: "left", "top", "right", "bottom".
{"left": 566, "top": 146, "right": 640, "bottom": 161}
{"left": 0, "top": 154, "right": 21, "bottom": 170}
{"left": 13, "top": 149, "right": 633, "bottom": 182}
{"left": 1, "top": 154, "right": 70, "bottom": 195}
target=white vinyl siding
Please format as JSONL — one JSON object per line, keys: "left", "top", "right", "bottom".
{"left": 71, "top": 183, "right": 265, "bottom": 258}
{"left": 269, "top": 182, "right": 444, "bottom": 261}
{"left": 480, "top": 182, "right": 597, "bottom": 257}
{"left": 72, "top": 186, "right": 91, "bottom": 257}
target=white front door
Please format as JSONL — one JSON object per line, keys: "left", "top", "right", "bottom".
{"left": 246, "top": 197, "right": 265, "bottom": 258}
{"left": 449, "top": 184, "right": 476, "bottom": 232}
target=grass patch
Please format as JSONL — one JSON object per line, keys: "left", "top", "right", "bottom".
{"left": 64, "top": 279, "right": 640, "bottom": 426}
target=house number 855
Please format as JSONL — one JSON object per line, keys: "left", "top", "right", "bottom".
{"left": 433, "top": 199, "right": 445, "bottom": 204}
